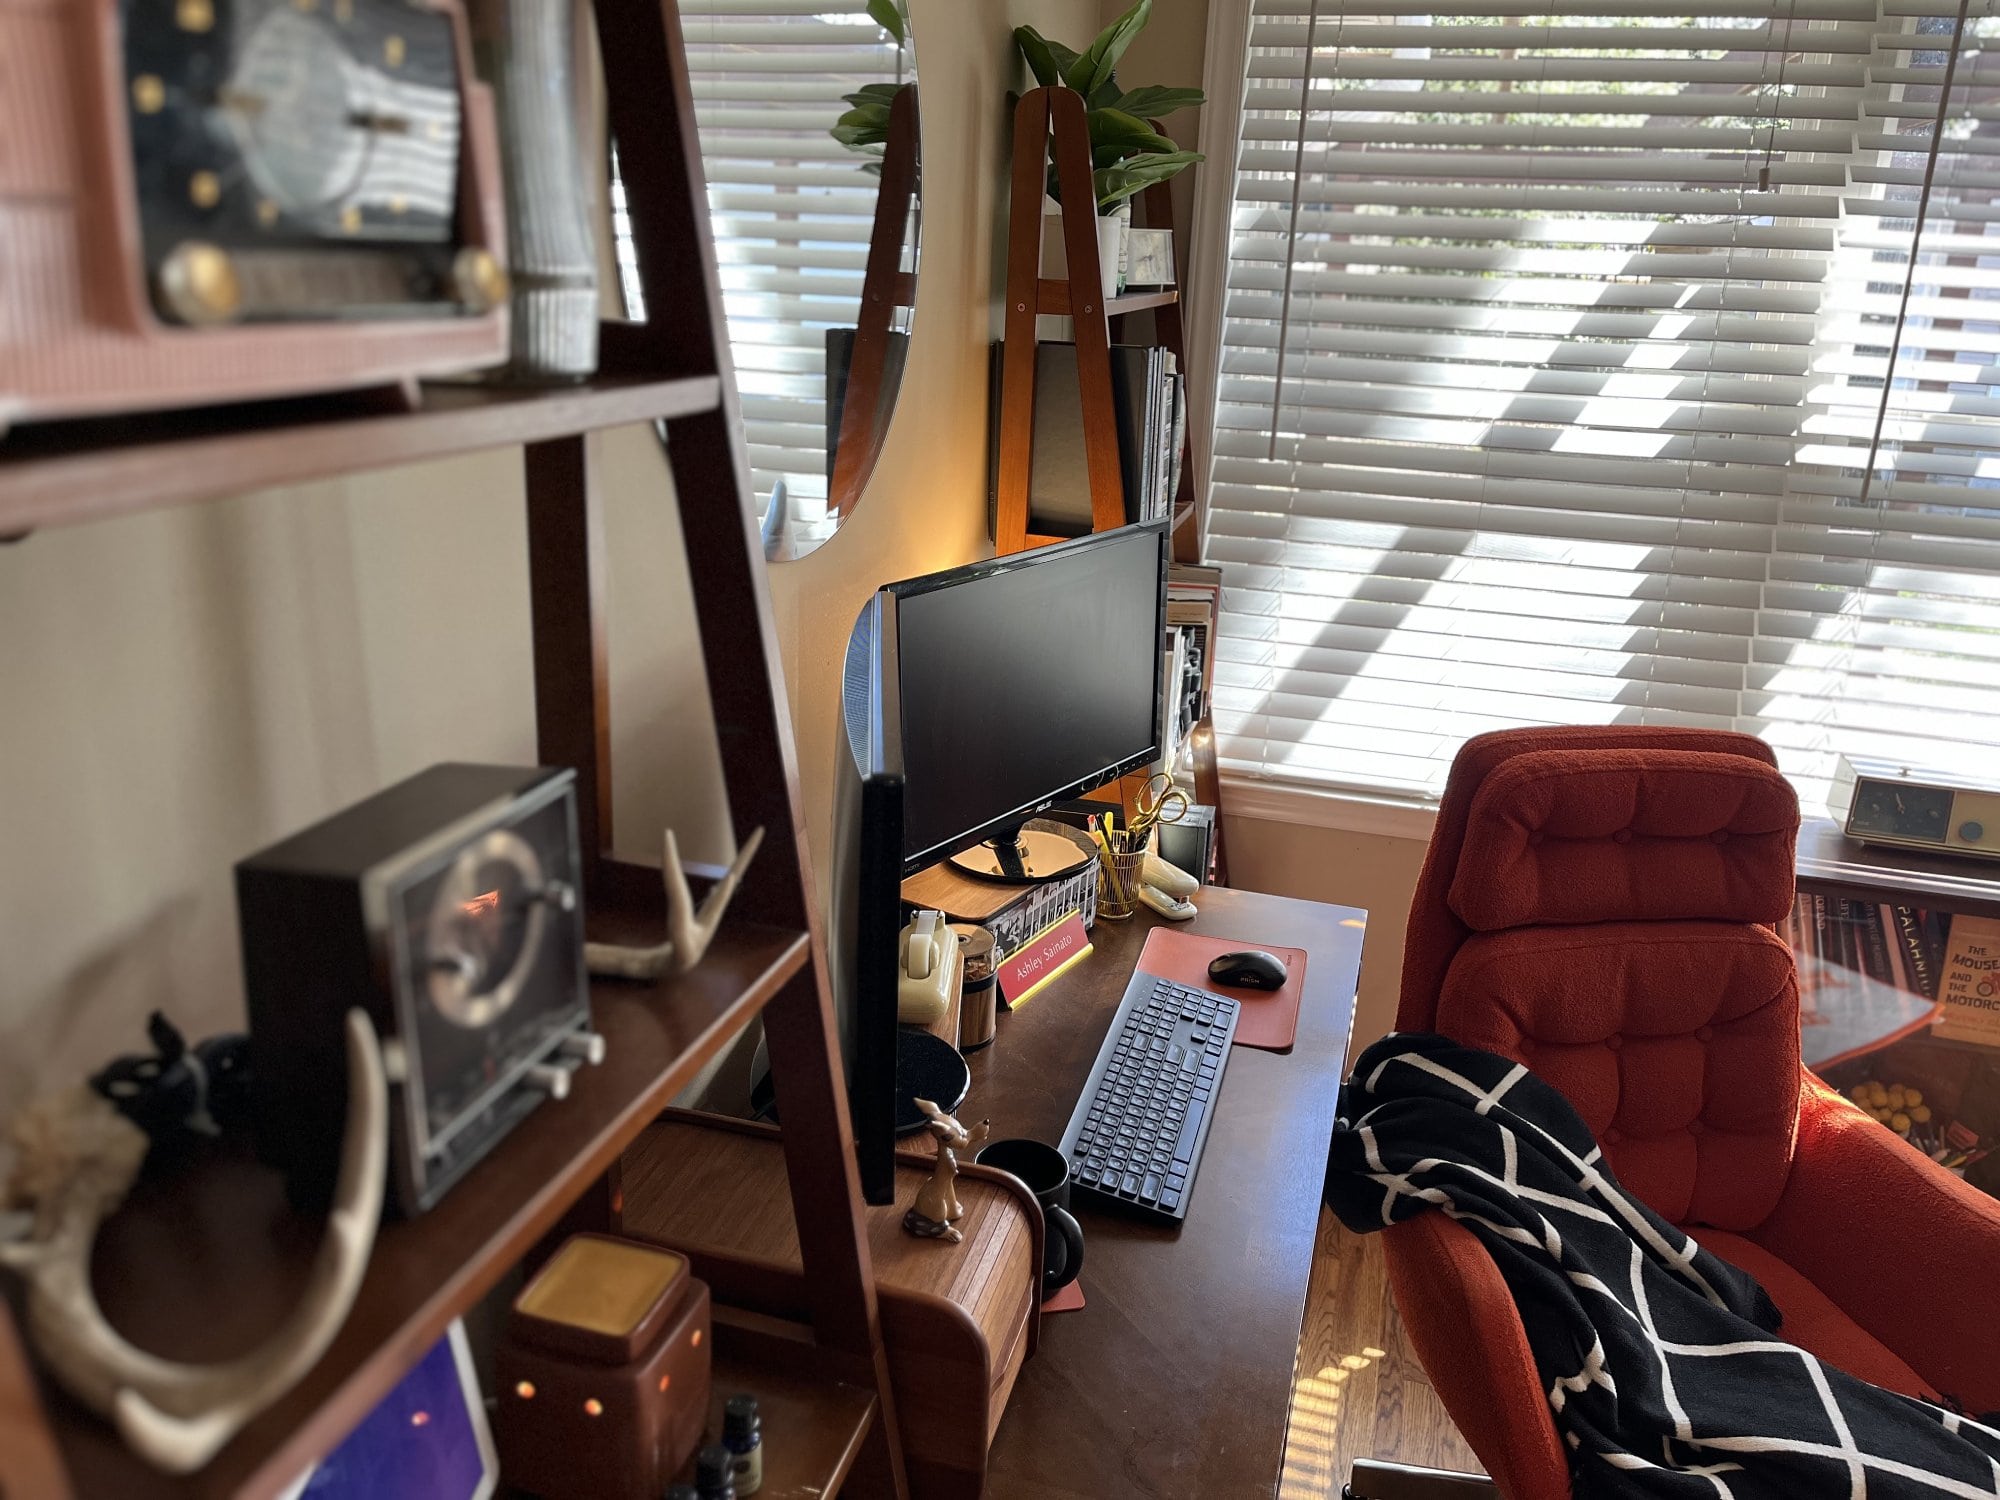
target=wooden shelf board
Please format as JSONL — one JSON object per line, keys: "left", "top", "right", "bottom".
{"left": 1034, "top": 281, "right": 1180, "bottom": 317}
{"left": 1796, "top": 816, "right": 2000, "bottom": 921}
{"left": 673, "top": 1308, "right": 878, "bottom": 1500}
{"left": 0, "top": 372, "right": 723, "bottom": 536}
{"left": 34, "top": 917, "right": 808, "bottom": 1500}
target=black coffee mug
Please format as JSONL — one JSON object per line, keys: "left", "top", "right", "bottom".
{"left": 974, "top": 1137, "right": 1085, "bottom": 1296}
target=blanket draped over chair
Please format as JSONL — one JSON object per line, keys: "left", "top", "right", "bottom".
{"left": 1328, "top": 1033, "right": 2000, "bottom": 1500}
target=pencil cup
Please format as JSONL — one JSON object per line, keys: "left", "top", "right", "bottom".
{"left": 1096, "top": 845, "right": 1147, "bottom": 920}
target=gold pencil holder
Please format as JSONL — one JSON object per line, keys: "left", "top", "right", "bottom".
{"left": 1096, "top": 844, "right": 1147, "bottom": 920}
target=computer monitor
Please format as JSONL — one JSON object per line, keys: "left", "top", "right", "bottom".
{"left": 829, "top": 521, "right": 1169, "bottom": 1202}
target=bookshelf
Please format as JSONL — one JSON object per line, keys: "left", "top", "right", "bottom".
{"left": 992, "top": 85, "right": 1203, "bottom": 561}
{"left": 1793, "top": 818, "right": 2000, "bottom": 1196}
{"left": 0, "top": 1, "right": 913, "bottom": 1496}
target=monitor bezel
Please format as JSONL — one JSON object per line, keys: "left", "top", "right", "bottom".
{"left": 881, "top": 519, "right": 1171, "bottom": 875}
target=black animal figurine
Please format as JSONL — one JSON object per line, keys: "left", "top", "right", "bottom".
{"left": 90, "top": 1011, "right": 252, "bottom": 1149}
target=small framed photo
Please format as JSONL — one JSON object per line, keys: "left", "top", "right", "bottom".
{"left": 1125, "top": 229, "right": 1177, "bottom": 290}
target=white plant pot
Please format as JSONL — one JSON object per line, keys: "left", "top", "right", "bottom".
{"left": 1097, "top": 210, "right": 1128, "bottom": 301}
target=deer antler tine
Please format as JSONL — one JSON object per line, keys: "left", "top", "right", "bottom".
{"left": 5, "top": 1009, "right": 385, "bottom": 1475}
{"left": 587, "top": 826, "right": 764, "bottom": 981}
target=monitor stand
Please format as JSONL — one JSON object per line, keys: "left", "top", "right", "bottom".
{"left": 948, "top": 826, "right": 1092, "bottom": 884}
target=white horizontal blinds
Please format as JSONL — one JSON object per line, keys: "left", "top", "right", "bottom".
{"left": 1211, "top": 0, "right": 1873, "bottom": 797}
{"left": 678, "top": 1, "right": 907, "bottom": 512}
{"left": 1771, "top": 0, "right": 2000, "bottom": 790}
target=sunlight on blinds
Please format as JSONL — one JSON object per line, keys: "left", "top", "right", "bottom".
{"left": 1212, "top": 0, "right": 2000, "bottom": 806}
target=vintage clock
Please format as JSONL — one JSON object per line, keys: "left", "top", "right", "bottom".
{"left": 238, "top": 763, "right": 600, "bottom": 1216}
{"left": 1834, "top": 754, "right": 2000, "bottom": 863}
{"left": 0, "top": 0, "right": 509, "bottom": 430}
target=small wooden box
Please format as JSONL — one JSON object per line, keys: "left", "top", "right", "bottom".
{"left": 619, "top": 1113, "right": 1044, "bottom": 1500}
{"left": 494, "top": 1235, "right": 712, "bottom": 1500}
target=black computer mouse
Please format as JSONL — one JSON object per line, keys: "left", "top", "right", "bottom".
{"left": 1207, "top": 949, "right": 1288, "bottom": 991}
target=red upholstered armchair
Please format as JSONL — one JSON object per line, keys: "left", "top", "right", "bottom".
{"left": 1351, "top": 727, "right": 2000, "bottom": 1500}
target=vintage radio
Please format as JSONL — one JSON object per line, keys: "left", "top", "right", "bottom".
{"left": 1, "top": 0, "right": 510, "bottom": 432}
{"left": 1834, "top": 754, "right": 2000, "bottom": 863}
{"left": 238, "top": 763, "right": 599, "bottom": 1216}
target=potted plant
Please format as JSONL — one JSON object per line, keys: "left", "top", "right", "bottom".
{"left": 1014, "top": 0, "right": 1205, "bottom": 298}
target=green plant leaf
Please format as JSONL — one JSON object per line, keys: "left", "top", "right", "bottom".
{"left": 1064, "top": 0, "right": 1151, "bottom": 99}
{"left": 1088, "top": 72, "right": 1124, "bottom": 111}
{"left": 866, "top": 0, "right": 904, "bottom": 43}
{"left": 1089, "top": 107, "right": 1177, "bottom": 160}
{"left": 843, "top": 82, "right": 904, "bottom": 108}
{"left": 1014, "top": 27, "right": 1069, "bottom": 89}
{"left": 1105, "top": 85, "right": 1205, "bottom": 121}
{"left": 1093, "top": 148, "right": 1202, "bottom": 211}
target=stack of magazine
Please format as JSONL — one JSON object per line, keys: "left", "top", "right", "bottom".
{"left": 987, "top": 340, "right": 1187, "bottom": 537}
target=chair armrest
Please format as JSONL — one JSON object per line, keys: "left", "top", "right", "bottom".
{"left": 1751, "top": 1074, "right": 2000, "bottom": 1413}
{"left": 1382, "top": 1215, "right": 1571, "bottom": 1500}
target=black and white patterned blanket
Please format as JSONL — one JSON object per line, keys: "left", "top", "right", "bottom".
{"left": 1326, "top": 1032, "right": 2000, "bottom": 1499}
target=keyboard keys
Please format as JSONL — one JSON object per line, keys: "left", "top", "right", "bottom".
{"left": 1060, "top": 973, "right": 1239, "bottom": 1226}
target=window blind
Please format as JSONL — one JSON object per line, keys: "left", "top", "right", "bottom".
{"left": 1210, "top": 0, "right": 2000, "bottom": 803}
{"left": 664, "top": 1, "right": 908, "bottom": 515}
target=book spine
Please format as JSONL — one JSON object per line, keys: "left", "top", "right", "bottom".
{"left": 1856, "top": 899, "right": 1895, "bottom": 985}
{"left": 1894, "top": 905, "right": 1937, "bottom": 998}
{"left": 1925, "top": 909, "right": 1952, "bottom": 983}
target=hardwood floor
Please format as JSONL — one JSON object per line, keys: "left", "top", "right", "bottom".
{"left": 1278, "top": 1209, "right": 1485, "bottom": 1498}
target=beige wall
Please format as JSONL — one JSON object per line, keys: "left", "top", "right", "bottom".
{"left": 1225, "top": 819, "right": 1430, "bottom": 1051}
{"left": 0, "top": 426, "right": 730, "bottom": 1120}
{"left": 1102, "top": 0, "right": 1212, "bottom": 249}
{"left": 766, "top": 0, "right": 1100, "bottom": 907}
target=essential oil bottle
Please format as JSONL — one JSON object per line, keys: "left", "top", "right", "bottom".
{"left": 722, "top": 1394, "right": 764, "bottom": 1495}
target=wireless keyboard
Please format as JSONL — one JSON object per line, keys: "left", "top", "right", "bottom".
{"left": 1058, "top": 971, "right": 1240, "bottom": 1226}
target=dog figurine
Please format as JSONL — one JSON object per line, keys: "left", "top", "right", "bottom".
{"left": 902, "top": 1097, "right": 990, "bottom": 1245}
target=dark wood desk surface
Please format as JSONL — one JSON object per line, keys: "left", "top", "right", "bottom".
{"left": 974, "top": 885, "right": 1366, "bottom": 1500}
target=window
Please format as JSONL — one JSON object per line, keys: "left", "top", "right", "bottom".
{"left": 1208, "top": 0, "right": 2000, "bottom": 805}
{"left": 640, "top": 1, "right": 911, "bottom": 518}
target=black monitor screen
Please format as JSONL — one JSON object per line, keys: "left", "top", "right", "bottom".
{"left": 893, "top": 525, "right": 1166, "bottom": 866}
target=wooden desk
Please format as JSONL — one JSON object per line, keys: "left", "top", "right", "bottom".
{"left": 975, "top": 885, "right": 1365, "bottom": 1500}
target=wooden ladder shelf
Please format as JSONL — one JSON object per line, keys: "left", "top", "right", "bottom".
{"left": 992, "top": 84, "right": 1202, "bottom": 560}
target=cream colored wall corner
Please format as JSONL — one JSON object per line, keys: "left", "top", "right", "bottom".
{"left": 1099, "top": 0, "right": 1212, "bottom": 250}
{"left": 0, "top": 426, "right": 731, "bottom": 1121}
{"left": 1225, "top": 821, "right": 1429, "bottom": 1052}
{"left": 763, "top": 0, "right": 1103, "bottom": 910}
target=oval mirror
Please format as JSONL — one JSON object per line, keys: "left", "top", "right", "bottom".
{"left": 612, "top": 2, "right": 919, "bottom": 562}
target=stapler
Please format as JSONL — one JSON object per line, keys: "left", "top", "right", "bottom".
{"left": 898, "top": 909, "right": 960, "bottom": 1025}
{"left": 1136, "top": 854, "right": 1199, "bottom": 921}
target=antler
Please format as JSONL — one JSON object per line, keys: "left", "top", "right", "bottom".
{"left": 586, "top": 826, "right": 765, "bottom": 981}
{"left": 0, "top": 1010, "right": 386, "bottom": 1474}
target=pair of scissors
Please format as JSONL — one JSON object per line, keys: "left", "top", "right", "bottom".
{"left": 1128, "top": 773, "right": 1189, "bottom": 846}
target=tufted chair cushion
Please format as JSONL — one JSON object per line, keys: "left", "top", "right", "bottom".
{"left": 1437, "top": 921, "right": 1801, "bottom": 1228}
{"left": 1449, "top": 750, "right": 1798, "bottom": 932}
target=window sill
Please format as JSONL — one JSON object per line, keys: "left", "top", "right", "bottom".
{"left": 1219, "top": 775, "right": 1439, "bottom": 843}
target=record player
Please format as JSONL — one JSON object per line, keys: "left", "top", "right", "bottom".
{"left": 238, "top": 763, "right": 599, "bottom": 1216}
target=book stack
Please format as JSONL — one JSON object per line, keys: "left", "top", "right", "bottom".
{"left": 1160, "top": 560, "right": 1220, "bottom": 778}
{"left": 987, "top": 341, "right": 1187, "bottom": 538}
